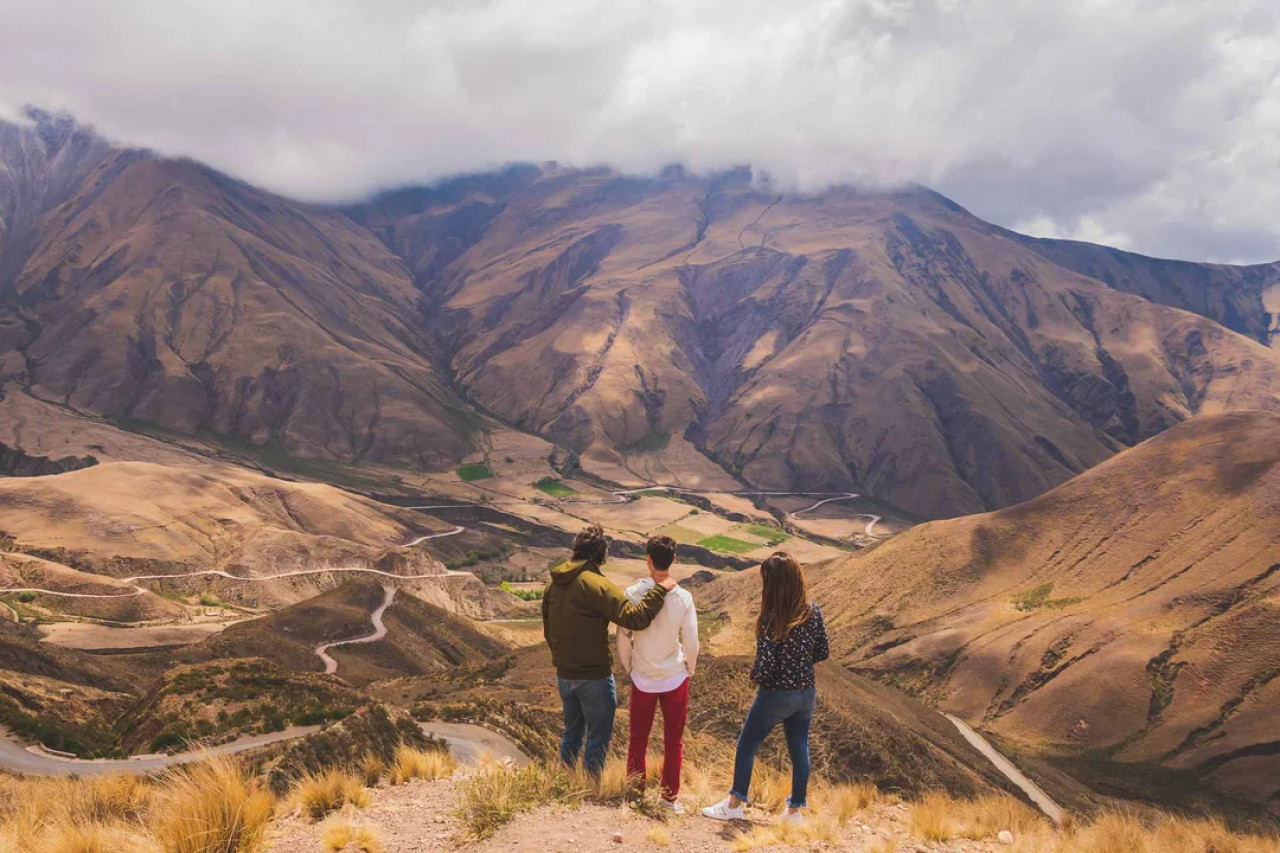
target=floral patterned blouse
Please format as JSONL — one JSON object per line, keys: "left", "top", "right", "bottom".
{"left": 750, "top": 604, "right": 830, "bottom": 690}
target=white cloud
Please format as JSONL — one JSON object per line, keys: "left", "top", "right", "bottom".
{"left": 1, "top": 0, "right": 1278, "bottom": 262}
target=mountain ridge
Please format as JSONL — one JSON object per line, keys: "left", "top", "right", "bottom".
{"left": 3, "top": 112, "right": 1279, "bottom": 517}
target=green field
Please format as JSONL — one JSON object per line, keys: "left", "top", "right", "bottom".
{"left": 534, "top": 477, "right": 576, "bottom": 498}
{"left": 653, "top": 524, "right": 707, "bottom": 546}
{"left": 636, "top": 489, "right": 689, "bottom": 504}
{"left": 740, "top": 523, "right": 791, "bottom": 545}
{"left": 696, "top": 534, "right": 759, "bottom": 554}
{"left": 456, "top": 463, "right": 495, "bottom": 481}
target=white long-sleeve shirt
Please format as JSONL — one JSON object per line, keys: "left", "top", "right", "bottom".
{"left": 617, "top": 577, "right": 699, "bottom": 693}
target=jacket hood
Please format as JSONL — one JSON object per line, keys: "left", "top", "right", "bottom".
{"left": 551, "top": 558, "right": 596, "bottom": 584}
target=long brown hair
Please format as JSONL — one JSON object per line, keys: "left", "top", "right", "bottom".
{"left": 756, "top": 551, "right": 813, "bottom": 642}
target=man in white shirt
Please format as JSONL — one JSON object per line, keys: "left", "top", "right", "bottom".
{"left": 618, "top": 535, "right": 700, "bottom": 813}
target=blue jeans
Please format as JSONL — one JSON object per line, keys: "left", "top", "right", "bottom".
{"left": 730, "top": 686, "right": 815, "bottom": 808}
{"left": 557, "top": 675, "right": 617, "bottom": 778}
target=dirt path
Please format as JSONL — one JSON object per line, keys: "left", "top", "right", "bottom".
{"left": 0, "top": 720, "right": 526, "bottom": 777}
{"left": 419, "top": 722, "right": 529, "bottom": 765}
{"left": 0, "top": 563, "right": 473, "bottom": 600}
{"left": 315, "top": 584, "right": 396, "bottom": 675}
{"left": 408, "top": 486, "right": 885, "bottom": 537}
{"left": 0, "top": 725, "right": 322, "bottom": 777}
{"left": 946, "top": 714, "right": 1064, "bottom": 824}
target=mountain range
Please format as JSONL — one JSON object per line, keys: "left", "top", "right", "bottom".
{"left": 3, "top": 110, "right": 1279, "bottom": 517}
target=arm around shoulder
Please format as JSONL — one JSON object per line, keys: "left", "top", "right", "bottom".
{"left": 680, "top": 592, "right": 700, "bottom": 677}
{"left": 589, "top": 572, "right": 667, "bottom": 630}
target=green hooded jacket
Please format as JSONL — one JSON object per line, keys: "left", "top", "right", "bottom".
{"left": 541, "top": 558, "right": 667, "bottom": 680}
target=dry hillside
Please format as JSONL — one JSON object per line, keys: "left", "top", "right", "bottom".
{"left": 0, "top": 461, "right": 462, "bottom": 609}
{"left": 173, "top": 578, "right": 515, "bottom": 686}
{"left": 351, "top": 168, "right": 1280, "bottom": 518}
{"left": 3, "top": 112, "right": 1280, "bottom": 518}
{"left": 704, "top": 412, "right": 1280, "bottom": 806}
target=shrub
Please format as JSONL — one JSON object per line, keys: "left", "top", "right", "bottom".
{"left": 151, "top": 757, "right": 274, "bottom": 853}
{"left": 388, "top": 746, "right": 455, "bottom": 785}
{"left": 454, "top": 763, "right": 584, "bottom": 839}
{"left": 321, "top": 820, "right": 384, "bottom": 853}
{"left": 294, "top": 769, "right": 369, "bottom": 820}
{"left": 812, "top": 780, "right": 879, "bottom": 826}
{"left": 359, "top": 753, "right": 386, "bottom": 787}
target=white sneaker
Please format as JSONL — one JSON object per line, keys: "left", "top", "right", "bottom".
{"left": 660, "top": 799, "right": 686, "bottom": 816}
{"left": 780, "top": 808, "right": 806, "bottom": 825}
{"left": 701, "top": 798, "right": 745, "bottom": 821}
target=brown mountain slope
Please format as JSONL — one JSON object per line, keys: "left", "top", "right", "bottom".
{"left": 0, "top": 461, "right": 442, "bottom": 566}
{"left": 356, "top": 168, "right": 1280, "bottom": 517}
{"left": 702, "top": 412, "right": 1280, "bottom": 802}
{"left": 176, "top": 579, "right": 510, "bottom": 686}
{"left": 6, "top": 113, "right": 1280, "bottom": 517}
{"left": 1014, "top": 234, "right": 1280, "bottom": 349}
{"left": 0, "top": 112, "right": 479, "bottom": 469}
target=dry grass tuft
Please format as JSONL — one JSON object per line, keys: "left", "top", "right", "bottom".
{"left": 358, "top": 753, "right": 386, "bottom": 788}
{"left": 151, "top": 756, "right": 275, "bottom": 853}
{"left": 646, "top": 825, "right": 673, "bottom": 847}
{"left": 908, "top": 791, "right": 956, "bottom": 841}
{"left": 454, "top": 762, "right": 586, "bottom": 839}
{"left": 729, "top": 816, "right": 839, "bottom": 852}
{"left": 32, "top": 821, "right": 160, "bottom": 853}
{"left": 295, "top": 769, "right": 370, "bottom": 820}
{"left": 388, "top": 746, "right": 456, "bottom": 786}
{"left": 746, "top": 762, "right": 793, "bottom": 814}
{"left": 321, "top": 819, "right": 385, "bottom": 853}
{"left": 812, "top": 780, "right": 879, "bottom": 826}
{"left": 909, "top": 791, "right": 1044, "bottom": 842}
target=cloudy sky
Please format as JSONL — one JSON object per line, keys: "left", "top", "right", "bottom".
{"left": 2, "top": 0, "right": 1278, "bottom": 263}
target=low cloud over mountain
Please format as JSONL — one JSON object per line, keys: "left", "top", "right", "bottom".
{"left": 2, "top": 0, "right": 1280, "bottom": 261}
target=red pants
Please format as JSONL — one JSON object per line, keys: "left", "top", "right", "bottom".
{"left": 626, "top": 678, "right": 690, "bottom": 800}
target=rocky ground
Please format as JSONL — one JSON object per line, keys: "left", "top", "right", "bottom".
{"left": 265, "top": 770, "right": 1020, "bottom": 853}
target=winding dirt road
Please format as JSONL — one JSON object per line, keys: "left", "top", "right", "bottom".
{"left": 315, "top": 584, "right": 396, "bottom": 675}
{"left": 0, "top": 562, "right": 473, "bottom": 600}
{"left": 408, "top": 486, "right": 883, "bottom": 536}
{"left": 0, "top": 721, "right": 526, "bottom": 777}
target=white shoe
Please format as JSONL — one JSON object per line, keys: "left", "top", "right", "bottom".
{"left": 780, "top": 808, "right": 806, "bottom": 825}
{"left": 660, "top": 799, "right": 686, "bottom": 816}
{"left": 701, "top": 798, "right": 745, "bottom": 821}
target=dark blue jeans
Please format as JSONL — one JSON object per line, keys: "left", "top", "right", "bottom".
{"left": 557, "top": 675, "right": 617, "bottom": 778}
{"left": 730, "top": 686, "right": 815, "bottom": 808}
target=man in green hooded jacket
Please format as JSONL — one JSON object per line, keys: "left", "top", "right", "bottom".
{"left": 542, "top": 524, "right": 674, "bottom": 778}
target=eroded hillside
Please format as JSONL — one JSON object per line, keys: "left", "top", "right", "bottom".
{"left": 703, "top": 412, "right": 1280, "bottom": 805}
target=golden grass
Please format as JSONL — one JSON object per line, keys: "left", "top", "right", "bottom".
{"left": 909, "top": 791, "right": 1044, "bottom": 842}
{"left": 30, "top": 821, "right": 160, "bottom": 853}
{"left": 294, "top": 769, "right": 370, "bottom": 820}
{"left": 453, "top": 762, "right": 585, "bottom": 839}
{"left": 903, "top": 795, "right": 1280, "bottom": 853}
{"left": 811, "top": 780, "right": 879, "bottom": 826}
{"left": 729, "top": 816, "right": 840, "bottom": 852}
{"left": 321, "top": 819, "right": 385, "bottom": 853}
{"left": 359, "top": 753, "right": 386, "bottom": 788}
{"left": 646, "top": 826, "right": 672, "bottom": 847}
{"left": 149, "top": 757, "right": 275, "bottom": 853}
{"left": 388, "top": 746, "right": 455, "bottom": 786}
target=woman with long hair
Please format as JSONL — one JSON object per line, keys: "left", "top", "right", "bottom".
{"left": 701, "top": 551, "right": 829, "bottom": 824}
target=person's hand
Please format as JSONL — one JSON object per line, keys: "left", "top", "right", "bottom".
{"left": 659, "top": 577, "right": 678, "bottom": 591}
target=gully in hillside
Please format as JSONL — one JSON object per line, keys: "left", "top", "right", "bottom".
{"left": 541, "top": 524, "right": 676, "bottom": 779}
{"left": 701, "top": 551, "right": 830, "bottom": 824}
{"left": 618, "top": 535, "right": 700, "bottom": 815}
